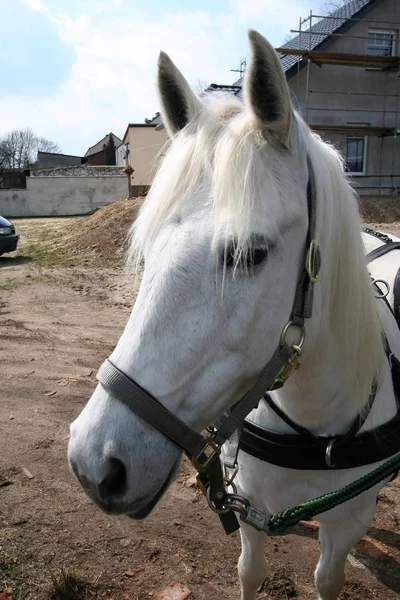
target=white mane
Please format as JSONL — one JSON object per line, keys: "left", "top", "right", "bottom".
{"left": 129, "top": 93, "right": 384, "bottom": 403}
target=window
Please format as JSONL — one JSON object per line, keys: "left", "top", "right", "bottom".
{"left": 346, "top": 136, "right": 366, "bottom": 175}
{"left": 367, "top": 29, "right": 397, "bottom": 56}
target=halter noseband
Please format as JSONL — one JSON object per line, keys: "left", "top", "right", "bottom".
{"left": 97, "top": 156, "right": 320, "bottom": 534}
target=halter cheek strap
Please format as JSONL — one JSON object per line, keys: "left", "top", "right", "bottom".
{"left": 97, "top": 156, "right": 320, "bottom": 535}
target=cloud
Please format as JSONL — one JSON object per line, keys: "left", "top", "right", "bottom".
{"left": 0, "top": 0, "right": 322, "bottom": 155}
{"left": 229, "top": 0, "right": 314, "bottom": 31}
{"left": 23, "top": 0, "right": 47, "bottom": 13}
{"left": 1, "top": 1, "right": 74, "bottom": 96}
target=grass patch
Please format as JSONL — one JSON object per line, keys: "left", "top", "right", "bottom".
{"left": 16, "top": 225, "right": 76, "bottom": 267}
{"left": 48, "top": 572, "right": 97, "bottom": 600}
{"left": 0, "top": 274, "right": 61, "bottom": 292}
{"left": 0, "top": 559, "right": 27, "bottom": 600}
{"left": 0, "top": 283, "right": 16, "bottom": 291}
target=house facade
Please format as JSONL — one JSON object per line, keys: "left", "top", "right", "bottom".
{"left": 231, "top": 0, "right": 400, "bottom": 196}
{"left": 84, "top": 132, "right": 122, "bottom": 166}
{"left": 286, "top": 0, "right": 399, "bottom": 196}
{"left": 120, "top": 120, "right": 167, "bottom": 196}
{"left": 120, "top": 0, "right": 399, "bottom": 198}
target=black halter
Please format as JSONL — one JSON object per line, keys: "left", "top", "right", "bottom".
{"left": 97, "top": 156, "right": 320, "bottom": 534}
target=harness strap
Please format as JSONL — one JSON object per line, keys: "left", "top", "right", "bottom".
{"left": 213, "top": 344, "right": 293, "bottom": 444}
{"left": 98, "top": 359, "right": 205, "bottom": 457}
{"left": 366, "top": 241, "right": 400, "bottom": 263}
{"left": 263, "top": 382, "right": 377, "bottom": 453}
{"left": 292, "top": 158, "right": 319, "bottom": 323}
{"left": 97, "top": 343, "right": 297, "bottom": 534}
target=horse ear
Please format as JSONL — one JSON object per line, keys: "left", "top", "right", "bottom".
{"left": 158, "top": 52, "right": 201, "bottom": 137}
{"left": 244, "top": 30, "right": 292, "bottom": 148}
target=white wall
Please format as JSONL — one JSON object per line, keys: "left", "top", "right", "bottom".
{"left": 116, "top": 144, "right": 127, "bottom": 166}
{"left": 0, "top": 176, "right": 128, "bottom": 217}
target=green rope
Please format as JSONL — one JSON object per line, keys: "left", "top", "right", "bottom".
{"left": 267, "top": 454, "right": 400, "bottom": 534}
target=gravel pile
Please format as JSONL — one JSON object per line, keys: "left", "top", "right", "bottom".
{"left": 63, "top": 198, "right": 142, "bottom": 263}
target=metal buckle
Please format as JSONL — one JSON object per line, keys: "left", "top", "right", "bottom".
{"left": 191, "top": 435, "right": 221, "bottom": 472}
{"left": 273, "top": 351, "right": 302, "bottom": 387}
{"left": 325, "top": 439, "right": 336, "bottom": 468}
{"left": 305, "top": 240, "right": 321, "bottom": 283}
{"left": 372, "top": 279, "right": 390, "bottom": 299}
{"left": 272, "top": 321, "right": 306, "bottom": 387}
{"left": 206, "top": 488, "right": 232, "bottom": 514}
{"left": 223, "top": 463, "right": 239, "bottom": 493}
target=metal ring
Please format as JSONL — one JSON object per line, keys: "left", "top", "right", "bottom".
{"left": 206, "top": 488, "right": 231, "bottom": 514}
{"left": 223, "top": 478, "right": 238, "bottom": 495}
{"left": 372, "top": 279, "right": 390, "bottom": 299}
{"left": 325, "top": 439, "right": 336, "bottom": 468}
{"left": 280, "top": 321, "right": 306, "bottom": 350}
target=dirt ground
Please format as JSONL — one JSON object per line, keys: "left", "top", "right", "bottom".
{"left": 1, "top": 217, "right": 399, "bottom": 600}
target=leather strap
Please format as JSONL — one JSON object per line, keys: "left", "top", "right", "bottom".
{"left": 366, "top": 241, "right": 400, "bottom": 263}
{"left": 213, "top": 344, "right": 293, "bottom": 444}
{"left": 98, "top": 359, "right": 206, "bottom": 457}
{"left": 395, "top": 267, "right": 400, "bottom": 326}
{"left": 98, "top": 344, "right": 294, "bottom": 459}
{"left": 240, "top": 411, "right": 400, "bottom": 470}
{"left": 262, "top": 382, "right": 377, "bottom": 452}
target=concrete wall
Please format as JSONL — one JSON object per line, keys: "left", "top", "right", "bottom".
{"left": 0, "top": 175, "right": 128, "bottom": 217}
{"left": 126, "top": 125, "right": 168, "bottom": 187}
{"left": 288, "top": 0, "right": 400, "bottom": 194}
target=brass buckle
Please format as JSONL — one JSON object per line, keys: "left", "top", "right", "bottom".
{"left": 191, "top": 435, "right": 221, "bottom": 472}
{"left": 305, "top": 240, "right": 321, "bottom": 283}
{"left": 273, "top": 350, "right": 302, "bottom": 387}
{"left": 272, "top": 321, "right": 306, "bottom": 387}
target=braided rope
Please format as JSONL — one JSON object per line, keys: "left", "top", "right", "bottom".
{"left": 267, "top": 454, "right": 400, "bottom": 534}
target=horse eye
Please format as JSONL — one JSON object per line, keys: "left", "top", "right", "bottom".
{"left": 248, "top": 247, "right": 268, "bottom": 267}
{"left": 223, "top": 244, "right": 268, "bottom": 270}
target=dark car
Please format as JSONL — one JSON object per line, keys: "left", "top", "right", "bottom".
{"left": 0, "top": 216, "right": 19, "bottom": 256}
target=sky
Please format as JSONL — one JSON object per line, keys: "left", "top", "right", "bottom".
{"left": 0, "top": 0, "right": 329, "bottom": 156}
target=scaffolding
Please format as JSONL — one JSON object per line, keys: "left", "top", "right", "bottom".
{"left": 276, "top": 0, "right": 400, "bottom": 196}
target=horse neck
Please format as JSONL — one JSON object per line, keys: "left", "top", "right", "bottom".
{"left": 260, "top": 135, "right": 386, "bottom": 436}
{"left": 271, "top": 323, "right": 362, "bottom": 436}
{"left": 261, "top": 200, "right": 382, "bottom": 435}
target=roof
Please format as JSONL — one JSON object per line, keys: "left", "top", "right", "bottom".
{"left": 38, "top": 151, "right": 83, "bottom": 159}
{"left": 122, "top": 122, "right": 161, "bottom": 143}
{"left": 205, "top": 83, "right": 242, "bottom": 96}
{"left": 233, "top": 0, "right": 376, "bottom": 86}
{"left": 145, "top": 112, "right": 162, "bottom": 125}
{"left": 84, "top": 132, "right": 123, "bottom": 157}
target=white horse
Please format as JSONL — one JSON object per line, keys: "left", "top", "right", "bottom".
{"left": 68, "top": 31, "right": 400, "bottom": 600}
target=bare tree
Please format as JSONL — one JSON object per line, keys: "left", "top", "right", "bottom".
{"left": 0, "top": 128, "right": 61, "bottom": 169}
{"left": 320, "top": 0, "right": 346, "bottom": 14}
{"left": 36, "top": 136, "right": 60, "bottom": 154}
{"left": 194, "top": 79, "right": 209, "bottom": 95}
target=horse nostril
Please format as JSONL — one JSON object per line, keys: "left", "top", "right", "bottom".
{"left": 98, "top": 458, "right": 127, "bottom": 502}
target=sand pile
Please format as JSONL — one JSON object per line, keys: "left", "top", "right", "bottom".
{"left": 64, "top": 198, "right": 142, "bottom": 263}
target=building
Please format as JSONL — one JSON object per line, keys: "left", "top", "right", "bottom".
{"left": 84, "top": 132, "right": 123, "bottom": 166}
{"left": 35, "top": 151, "right": 84, "bottom": 169}
{"left": 120, "top": 119, "right": 168, "bottom": 196}
{"left": 211, "top": 0, "right": 400, "bottom": 196}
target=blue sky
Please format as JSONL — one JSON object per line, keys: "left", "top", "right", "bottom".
{"left": 0, "top": 0, "right": 327, "bottom": 155}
